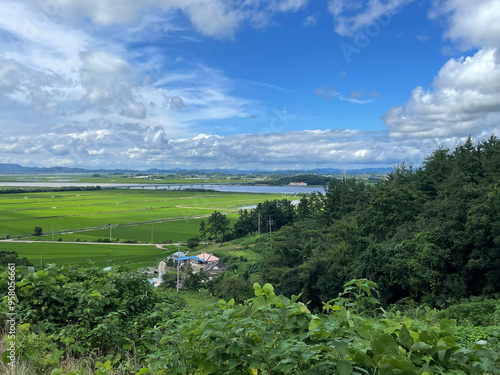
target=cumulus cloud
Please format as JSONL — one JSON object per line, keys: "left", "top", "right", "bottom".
{"left": 79, "top": 50, "right": 143, "bottom": 117}
{"left": 384, "top": 0, "right": 500, "bottom": 140}
{"left": 384, "top": 48, "right": 500, "bottom": 138}
{"left": 0, "top": 121, "right": 431, "bottom": 169}
{"left": 18, "top": 0, "right": 310, "bottom": 39}
{"left": 328, "top": 0, "right": 415, "bottom": 37}
{"left": 118, "top": 129, "right": 429, "bottom": 170}
{"left": 430, "top": 0, "right": 500, "bottom": 50}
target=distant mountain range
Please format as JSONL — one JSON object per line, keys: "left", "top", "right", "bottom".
{"left": 0, "top": 163, "right": 393, "bottom": 175}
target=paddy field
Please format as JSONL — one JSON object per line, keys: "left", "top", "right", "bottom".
{"left": 0, "top": 189, "right": 291, "bottom": 268}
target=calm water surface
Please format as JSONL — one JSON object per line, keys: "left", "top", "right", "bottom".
{"left": 0, "top": 182, "right": 325, "bottom": 194}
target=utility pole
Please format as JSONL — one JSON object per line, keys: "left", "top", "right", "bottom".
{"left": 151, "top": 224, "right": 154, "bottom": 243}
{"left": 268, "top": 217, "right": 274, "bottom": 249}
{"left": 176, "top": 242, "right": 181, "bottom": 292}
{"left": 109, "top": 224, "right": 112, "bottom": 241}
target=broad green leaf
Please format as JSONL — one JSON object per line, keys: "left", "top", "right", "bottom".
{"left": 334, "top": 341, "right": 349, "bottom": 359}
{"left": 371, "top": 334, "right": 399, "bottom": 357}
{"left": 336, "top": 359, "right": 353, "bottom": 375}
{"left": 309, "top": 316, "right": 322, "bottom": 331}
{"left": 439, "top": 319, "right": 456, "bottom": 335}
{"left": 419, "top": 331, "right": 438, "bottom": 346}
{"left": 253, "top": 283, "right": 262, "bottom": 297}
{"left": 262, "top": 283, "right": 274, "bottom": 296}
{"left": 398, "top": 324, "right": 414, "bottom": 350}
{"left": 378, "top": 356, "right": 417, "bottom": 375}
{"left": 358, "top": 324, "right": 375, "bottom": 340}
{"left": 351, "top": 351, "right": 376, "bottom": 368}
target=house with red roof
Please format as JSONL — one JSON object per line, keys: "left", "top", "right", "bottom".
{"left": 195, "top": 252, "right": 220, "bottom": 262}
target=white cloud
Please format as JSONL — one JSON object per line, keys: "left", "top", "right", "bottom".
{"left": 384, "top": 48, "right": 500, "bottom": 138}
{"left": 18, "top": 0, "right": 309, "bottom": 39}
{"left": 79, "top": 50, "right": 147, "bottom": 119}
{"left": 328, "top": 0, "right": 414, "bottom": 37}
{"left": 0, "top": 122, "right": 432, "bottom": 170}
{"left": 170, "top": 96, "right": 185, "bottom": 111}
{"left": 416, "top": 33, "right": 429, "bottom": 42}
{"left": 314, "top": 85, "right": 380, "bottom": 104}
{"left": 382, "top": 0, "right": 500, "bottom": 141}
{"left": 430, "top": 0, "right": 500, "bottom": 50}
{"left": 302, "top": 15, "right": 317, "bottom": 28}
{"left": 271, "top": 0, "right": 310, "bottom": 13}
{"left": 111, "top": 129, "right": 431, "bottom": 169}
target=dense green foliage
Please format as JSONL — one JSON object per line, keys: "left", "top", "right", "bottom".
{"left": 0, "top": 250, "right": 33, "bottom": 267}
{"left": 247, "top": 136, "right": 500, "bottom": 308}
{"left": 3, "top": 269, "right": 499, "bottom": 374}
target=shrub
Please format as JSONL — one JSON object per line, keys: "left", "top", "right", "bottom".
{"left": 437, "top": 299, "right": 498, "bottom": 326}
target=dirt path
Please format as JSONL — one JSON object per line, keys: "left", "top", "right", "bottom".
{"left": 0, "top": 239, "right": 183, "bottom": 248}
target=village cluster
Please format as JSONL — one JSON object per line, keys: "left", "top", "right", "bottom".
{"left": 143, "top": 251, "right": 227, "bottom": 288}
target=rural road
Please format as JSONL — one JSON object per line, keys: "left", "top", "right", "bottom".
{"left": 0, "top": 239, "right": 183, "bottom": 248}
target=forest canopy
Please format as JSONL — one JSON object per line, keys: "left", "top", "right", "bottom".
{"left": 226, "top": 135, "right": 500, "bottom": 308}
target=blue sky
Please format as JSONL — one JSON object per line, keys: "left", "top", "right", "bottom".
{"left": 0, "top": 0, "right": 499, "bottom": 170}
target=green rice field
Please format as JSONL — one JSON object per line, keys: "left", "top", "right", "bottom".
{"left": 0, "top": 242, "right": 172, "bottom": 269}
{"left": 0, "top": 189, "right": 291, "bottom": 268}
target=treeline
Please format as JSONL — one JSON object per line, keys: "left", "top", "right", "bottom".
{"left": 246, "top": 135, "right": 500, "bottom": 309}
{"left": 0, "top": 186, "right": 102, "bottom": 194}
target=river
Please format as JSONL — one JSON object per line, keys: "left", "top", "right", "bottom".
{"left": 0, "top": 182, "right": 325, "bottom": 194}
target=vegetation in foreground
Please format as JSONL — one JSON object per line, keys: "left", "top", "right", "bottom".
{"left": 1, "top": 264, "right": 499, "bottom": 375}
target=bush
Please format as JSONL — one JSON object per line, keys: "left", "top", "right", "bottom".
{"left": 437, "top": 298, "right": 498, "bottom": 326}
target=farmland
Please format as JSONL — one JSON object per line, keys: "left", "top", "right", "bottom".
{"left": 0, "top": 189, "right": 292, "bottom": 268}
{"left": 0, "top": 242, "right": 169, "bottom": 269}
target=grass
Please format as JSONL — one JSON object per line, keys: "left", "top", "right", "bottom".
{"left": 0, "top": 189, "right": 284, "bottom": 269}
{"left": 176, "top": 289, "right": 220, "bottom": 310}
{"left": 0, "top": 190, "right": 289, "bottom": 240}
{"left": 200, "top": 236, "right": 263, "bottom": 263}
{"left": 0, "top": 242, "right": 175, "bottom": 269}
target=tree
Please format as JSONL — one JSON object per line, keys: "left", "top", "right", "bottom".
{"left": 232, "top": 209, "right": 256, "bottom": 238}
{"left": 199, "top": 220, "right": 207, "bottom": 244}
{"left": 33, "top": 226, "right": 43, "bottom": 236}
{"left": 0, "top": 250, "right": 34, "bottom": 267}
{"left": 187, "top": 237, "right": 199, "bottom": 250}
{"left": 161, "top": 272, "right": 178, "bottom": 289}
{"left": 206, "top": 211, "right": 231, "bottom": 244}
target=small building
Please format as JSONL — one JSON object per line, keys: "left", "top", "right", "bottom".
{"left": 176, "top": 256, "right": 206, "bottom": 266}
{"left": 289, "top": 182, "right": 308, "bottom": 187}
{"left": 195, "top": 252, "right": 220, "bottom": 262}
{"left": 204, "top": 260, "right": 227, "bottom": 278}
